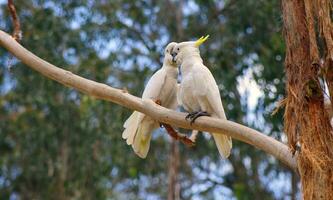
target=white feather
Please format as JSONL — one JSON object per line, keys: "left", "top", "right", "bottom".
{"left": 121, "top": 42, "right": 179, "bottom": 158}
{"left": 176, "top": 44, "right": 232, "bottom": 158}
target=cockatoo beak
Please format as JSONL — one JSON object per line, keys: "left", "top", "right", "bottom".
{"left": 171, "top": 52, "right": 177, "bottom": 63}
{"left": 194, "top": 35, "right": 209, "bottom": 47}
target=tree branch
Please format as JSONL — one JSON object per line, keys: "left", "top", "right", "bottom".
{"left": 7, "top": 0, "right": 21, "bottom": 41}
{"left": 0, "top": 30, "right": 297, "bottom": 171}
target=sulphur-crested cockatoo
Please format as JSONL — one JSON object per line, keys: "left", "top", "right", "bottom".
{"left": 122, "top": 42, "right": 179, "bottom": 158}
{"left": 171, "top": 36, "right": 232, "bottom": 158}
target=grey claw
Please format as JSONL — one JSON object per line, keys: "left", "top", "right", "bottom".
{"left": 189, "top": 111, "right": 210, "bottom": 125}
{"left": 185, "top": 111, "right": 198, "bottom": 120}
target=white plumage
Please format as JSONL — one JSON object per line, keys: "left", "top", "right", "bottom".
{"left": 122, "top": 42, "right": 178, "bottom": 158}
{"left": 172, "top": 39, "right": 232, "bottom": 158}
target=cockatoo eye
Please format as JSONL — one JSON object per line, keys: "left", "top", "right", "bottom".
{"left": 177, "top": 48, "right": 180, "bottom": 51}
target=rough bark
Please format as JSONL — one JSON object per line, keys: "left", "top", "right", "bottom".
{"left": 282, "top": 0, "right": 333, "bottom": 199}
{"left": 316, "top": 0, "right": 333, "bottom": 118}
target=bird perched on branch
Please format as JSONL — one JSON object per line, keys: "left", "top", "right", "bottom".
{"left": 122, "top": 42, "right": 193, "bottom": 158}
{"left": 171, "top": 36, "right": 232, "bottom": 158}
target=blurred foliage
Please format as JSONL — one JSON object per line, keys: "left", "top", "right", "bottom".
{"left": 0, "top": 0, "right": 295, "bottom": 199}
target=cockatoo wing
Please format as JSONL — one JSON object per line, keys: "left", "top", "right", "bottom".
{"left": 192, "top": 65, "right": 232, "bottom": 158}
{"left": 142, "top": 69, "right": 167, "bottom": 100}
{"left": 132, "top": 117, "right": 156, "bottom": 158}
{"left": 122, "top": 111, "right": 140, "bottom": 145}
{"left": 193, "top": 66, "right": 225, "bottom": 118}
{"left": 122, "top": 68, "right": 169, "bottom": 158}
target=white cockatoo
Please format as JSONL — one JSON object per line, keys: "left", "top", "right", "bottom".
{"left": 171, "top": 36, "right": 232, "bottom": 158}
{"left": 122, "top": 42, "right": 179, "bottom": 158}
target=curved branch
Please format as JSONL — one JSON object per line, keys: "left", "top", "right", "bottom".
{"left": 0, "top": 30, "right": 298, "bottom": 171}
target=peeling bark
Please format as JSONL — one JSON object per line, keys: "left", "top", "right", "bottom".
{"left": 282, "top": 0, "right": 333, "bottom": 199}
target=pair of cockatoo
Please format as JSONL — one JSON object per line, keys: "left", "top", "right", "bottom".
{"left": 122, "top": 36, "right": 232, "bottom": 159}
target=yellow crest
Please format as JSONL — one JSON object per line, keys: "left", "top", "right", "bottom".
{"left": 195, "top": 35, "right": 209, "bottom": 47}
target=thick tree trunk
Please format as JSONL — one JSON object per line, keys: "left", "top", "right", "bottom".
{"left": 282, "top": 0, "right": 333, "bottom": 199}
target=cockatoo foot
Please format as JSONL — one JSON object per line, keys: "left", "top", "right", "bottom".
{"left": 154, "top": 99, "right": 195, "bottom": 147}
{"left": 162, "top": 123, "right": 195, "bottom": 147}
{"left": 180, "top": 135, "right": 195, "bottom": 147}
{"left": 186, "top": 111, "right": 210, "bottom": 125}
{"left": 185, "top": 111, "right": 199, "bottom": 120}
{"left": 155, "top": 99, "right": 162, "bottom": 105}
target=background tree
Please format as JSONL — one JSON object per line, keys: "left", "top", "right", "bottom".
{"left": 1, "top": 0, "right": 299, "bottom": 199}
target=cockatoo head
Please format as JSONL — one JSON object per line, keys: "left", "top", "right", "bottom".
{"left": 163, "top": 42, "right": 178, "bottom": 66}
{"left": 171, "top": 35, "right": 209, "bottom": 65}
